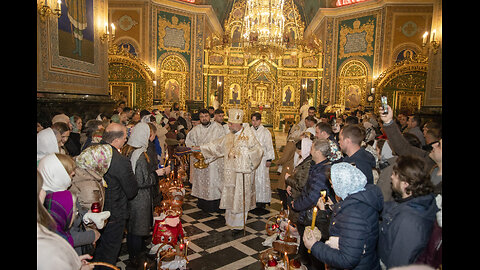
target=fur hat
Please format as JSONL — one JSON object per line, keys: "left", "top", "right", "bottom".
{"left": 228, "top": 108, "right": 244, "bottom": 124}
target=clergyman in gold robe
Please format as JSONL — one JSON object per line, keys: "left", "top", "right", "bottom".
{"left": 193, "top": 108, "right": 264, "bottom": 234}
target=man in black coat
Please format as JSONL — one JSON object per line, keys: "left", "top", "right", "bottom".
{"left": 93, "top": 123, "right": 139, "bottom": 269}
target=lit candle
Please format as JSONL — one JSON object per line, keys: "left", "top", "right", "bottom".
{"left": 56, "top": 0, "right": 61, "bottom": 9}
{"left": 285, "top": 220, "right": 290, "bottom": 236}
{"left": 431, "top": 29, "right": 436, "bottom": 42}
{"left": 111, "top": 23, "right": 115, "bottom": 36}
{"left": 143, "top": 261, "right": 147, "bottom": 270}
{"left": 422, "top": 31, "right": 428, "bottom": 45}
{"left": 310, "top": 207, "right": 318, "bottom": 230}
{"left": 284, "top": 251, "right": 289, "bottom": 269}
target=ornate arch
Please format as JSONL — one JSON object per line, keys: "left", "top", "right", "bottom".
{"left": 373, "top": 54, "right": 428, "bottom": 114}
{"left": 391, "top": 42, "right": 422, "bottom": 64}
{"left": 337, "top": 58, "right": 369, "bottom": 108}
{"left": 157, "top": 52, "right": 188, "bottom": 109}
{"left": 108, "top": 46, "right": 155, "bottom": 110}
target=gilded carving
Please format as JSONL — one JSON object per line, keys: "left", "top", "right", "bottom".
{"left": 339, "top": 18, "right": 375, "bottom": 59}
{"left": 158, "top": 13, "right": 191, "bottom": 54}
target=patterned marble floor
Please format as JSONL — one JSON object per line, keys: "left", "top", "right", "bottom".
{"left": 115, "top": 131, "right": 288, "bottom": 269}
{"left": 115, "top": 187, "right": 283, "bottom": 270}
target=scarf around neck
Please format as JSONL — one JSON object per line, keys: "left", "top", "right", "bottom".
{"left": 44, "top": 190, "right": 75, "bottom": 247}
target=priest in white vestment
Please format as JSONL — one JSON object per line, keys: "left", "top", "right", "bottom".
{"left": 193, "top": 109, "right": 263, "bottom": 233}
{"left": 185, "top": 109, "right": 226, "bottom": 212}
{"left": 250, "top": 112, "right": 275, "bottom": 208}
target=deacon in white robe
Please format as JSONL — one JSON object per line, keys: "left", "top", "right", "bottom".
{"left": 250, "top": 113, "right": 275, "bottom": 206}
{"left": 185, "top": 109, "right": 226, "bottom": 212}
{"left": 194, "top": 109, "right": 263, "bottom": 231}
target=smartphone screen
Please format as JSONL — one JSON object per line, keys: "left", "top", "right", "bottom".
{"left": 381, "top": 96, "right": 388, "bottom": 115}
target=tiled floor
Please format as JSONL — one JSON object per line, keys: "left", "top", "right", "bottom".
{"left": 115, "top": 186, "right": 283, "bottom": 270}
{"left": 115, "top": 131, "right": 288, "bottom": 270}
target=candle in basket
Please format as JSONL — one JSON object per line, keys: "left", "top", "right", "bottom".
{"left": 310, "top": 207, "right": 318, "bottom": 230}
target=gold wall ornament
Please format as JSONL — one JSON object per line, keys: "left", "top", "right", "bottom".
{"left": 38, "top": 0, "right": 61, "bottom": 22}
{"left": 158, "top": 53, "right": 188, "bottom": 109}
{"left": 338, "top": 18, "right": 375, "bottom": 59}
{"left": 157, "top": 14, "right": 191, "bottom": 54}
{"left": 337, "top": 59, "right": 368, "bottom": 108}
{"left": 108, "top": 46, "right": 155, "bottom": 110}
{"left": 373, "top": 54, "right": 428, "bottom": 114}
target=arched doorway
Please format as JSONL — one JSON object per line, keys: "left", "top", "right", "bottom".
{"left": 373, "top": 54, "right": 428, "bottom": 115}
{"left": 157, "top": 53, "right": 188, "bottom": 110}
{"left": 337, "top": 59, "right": 369, "bottom": 110}
{"left": 108, "top": 46, "right": 155, "bottom": 110}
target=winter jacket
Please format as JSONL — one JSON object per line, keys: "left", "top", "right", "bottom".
{"left": 292, "top": 159, "right": 333, "bottom": 237}
{"left": 100, "top": 142, "right": 139, "bottom": 221}
{"left": 285, "top": 155, "right": 313, "bottom": 200}
{"left": 343, "top": 148, "right": 376, "bottom": 185}
{"left": 127, "top": 153, "right": 157, "bottom": 236}
{"left": 310, "top": 184, "right": 384, "bottom": 270}
{"left": 378, "top": 193, "right": 438, "bottom": 268}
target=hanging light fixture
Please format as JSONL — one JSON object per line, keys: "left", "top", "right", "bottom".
{"left": 241, "top": 0, "right": 286, "bottom": 59}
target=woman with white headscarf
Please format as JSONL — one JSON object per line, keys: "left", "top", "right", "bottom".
{"left": 37, "top": 128, "right": 61, "bottom": 163}
{"left": 303, "top": 162, "right": 384, "bottom": 270}
{"left": 38, "top": 153, "right": 75, "bottom": 192}
{"left": 121, "top": 122, "right": 158, "bottom": 267}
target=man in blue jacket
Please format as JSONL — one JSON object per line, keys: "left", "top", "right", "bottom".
{"left": 303, "top": 162, "right": 383, "bottom": 270}
{"left": 377, "top": 155, "right": 437, "bottom": 268}
{"left": 338, "top": 124, "right": 376, "bottom": 184}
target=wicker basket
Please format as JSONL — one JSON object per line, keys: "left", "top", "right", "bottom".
{"left": 272, "top": 239, "right": 298, "bottom": 255}
{"left": 89, "top": 262, "right": 120, "bottom": 270}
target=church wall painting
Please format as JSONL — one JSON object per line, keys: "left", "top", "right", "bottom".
{"left": 58, "top": 0, "right": 95, "bottom": 63}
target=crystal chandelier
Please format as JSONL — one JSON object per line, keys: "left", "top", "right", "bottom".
{"left": 241, "top": 0, "right": 286, "bottom": 59}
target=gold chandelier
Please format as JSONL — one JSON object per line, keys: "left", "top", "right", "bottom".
{"left": 241, "top": 0, "right": 286, "bottom": 59}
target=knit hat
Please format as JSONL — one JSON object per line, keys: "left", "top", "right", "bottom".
{"left": 330, "top": 162, "right": 366, "bottom": 200}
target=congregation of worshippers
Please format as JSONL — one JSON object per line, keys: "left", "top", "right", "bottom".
{"left": 37, "top": 102, "right": 442, "bottom": 270}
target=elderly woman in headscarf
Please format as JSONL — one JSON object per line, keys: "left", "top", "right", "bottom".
{"left": 303, "top": 162, "right": 384, "bottom": 270}
{"left": 121, "top": 122, "right": 162, "bottom": 267}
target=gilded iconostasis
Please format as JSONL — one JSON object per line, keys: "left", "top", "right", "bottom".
{"left": 37, "top": 0, "right": 442, "bottom": 129}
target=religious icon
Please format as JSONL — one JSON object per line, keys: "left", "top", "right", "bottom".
{"left": 165, "top": 79, "right": 180, "bottom": 103}
{"left": 229, "top": 84, "right": 241, "bottom": 104}
{"left": 282, "top": 86, "right": 294, "bottom": 106}
{"left": 345, "top": 84, "right": 361, "bottom": 109}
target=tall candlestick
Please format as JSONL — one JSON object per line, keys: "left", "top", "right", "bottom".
{"left": 111, "top": 23, "right": 115, "bottom": 36}
{"left": 431, "top": 29, "right": 436, "bottom": 42}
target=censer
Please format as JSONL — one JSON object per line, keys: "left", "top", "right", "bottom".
{"left": 192, "top": 151, "right": 208, "bottom": 169}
